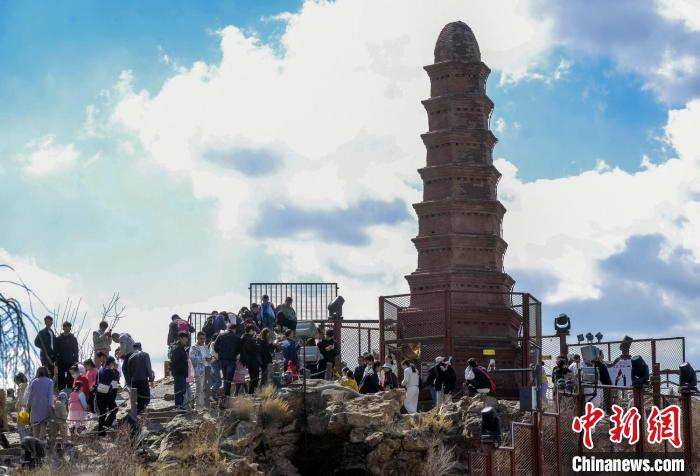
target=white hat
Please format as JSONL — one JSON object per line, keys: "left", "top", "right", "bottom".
{"left": 435, "top": 356, "right": 444, "bottom": 363}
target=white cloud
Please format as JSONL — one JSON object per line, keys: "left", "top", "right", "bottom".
{"left": 657, "top": 0, "right": 700, "bottom": 32}
{"left": 499, "top": 99, "right": 700, "bottom": 303}
{"left": 105, "top": 0, "right": 700, "bottom": 323}
{"left": 19, "top": 135, "right": 79, "bottom": 176}
{"left": 495, "top": 117, "right": 507, "bottom": 133}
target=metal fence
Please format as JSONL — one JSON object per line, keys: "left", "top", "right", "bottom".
{"left": 468, "top": 384, "right": 695, "bottom": 475}
{"left": 313, "top": 319, "right": 380, "bottom": 368}
{"left": 539, "top": 335, "right": 686, "bottom": 399}
{"left": 249, "top": 282, "right": 338, "bottom": 321}
{"left": 379, "top": 290, "right": 541, "bottom": 397}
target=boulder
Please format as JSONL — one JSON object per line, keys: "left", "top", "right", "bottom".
{"left": 365, "top": 432, "right": 384, "bottom": 447}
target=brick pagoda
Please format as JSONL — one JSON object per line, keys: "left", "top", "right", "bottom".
{"left": 404, "top": 21, "right": 524, "bottom": 385}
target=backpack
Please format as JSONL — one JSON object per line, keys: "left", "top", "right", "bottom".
{"left": 202, "top": 318, "right": 215, "bottom": 340}
{"left": 176, "top": 319, "right": 190, "bottom": 334}
{"left": 476, "top": 366, "right": 497, "bottom": 393}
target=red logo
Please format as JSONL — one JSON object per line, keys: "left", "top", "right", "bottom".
{"left": 572, "top": 403, "right": 683, "bottom": 449}
{"left": 608, "top": 404, "right": 641, "bottom": 445}
{"left": 647, "top": 404, "right": 682, "bottom": 448}
{"left": 572, "top": 402, "right": 605, "bottom": 449}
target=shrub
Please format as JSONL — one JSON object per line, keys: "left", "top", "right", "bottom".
{"left": 229, "top": 396, "right": 255, "bottom": 421}
{"left": 260, "top": 396, "right": 292, "bottom": 428}
{"left": 422, "top": 439, "right": 457, "bottom": 476}
{"left": 408, "top": 411, "right": 453, "bottom": 434}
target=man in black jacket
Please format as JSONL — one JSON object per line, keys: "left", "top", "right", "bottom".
{"left": 128, "top": 345, "right": 155, "bottom": 413}
{"left": 240, "top": 325, "right": 261, "bottom": 394}
{"left": 170, "top": 332, "right": 189, "bottom": 409}
{"left": 317, "top": 329, "right": 338, "bottom": 375}
{"left": 33, "top": 315, "right": 56, "bottom": 378}
{"left": 55, "top": 321, "right": 79, "bottom": 391}
{"left": 213, "top": 324, "right": 241, "bottom": 397}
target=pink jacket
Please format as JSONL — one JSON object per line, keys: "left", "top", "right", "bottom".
{"left": 68, "top": 391, "right": 86, "bottom": 412}
{"left": 233, "top": 360, "right": 248, "bottom": 384}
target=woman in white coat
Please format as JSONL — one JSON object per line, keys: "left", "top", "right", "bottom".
{"left": 401, "top": 360, "right": 420, "bottom": 414}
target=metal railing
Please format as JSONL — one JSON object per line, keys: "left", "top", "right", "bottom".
{"left": 249, "top": 282, "right": 338, "bottom": 321}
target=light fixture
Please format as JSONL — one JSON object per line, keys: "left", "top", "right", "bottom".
{"left": 595, "top": 332, "right": 603, "bottom": 343}
{"left": 585, "top": 333, "right": 594, "bottom": 344}
{"left": 327, "top": 296, "right": 345, "bottom": 320}
{"left": 631, "top": 355, "right": 649, "bottom": 387}
{"left": 554, "top": 313, "right": 571, "bottom": 334}
{"left": 679, "top": 362, "right": 698, "bottom": 393}
{"left": 480, "top": 406, "right": 501, "bottom": 445}
{"left": 576, "top": 334, "right": 584, "bottom": 344}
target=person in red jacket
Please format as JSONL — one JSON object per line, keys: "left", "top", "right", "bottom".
{"left": 69, "top": 365, "right": 90, "bottom": 401}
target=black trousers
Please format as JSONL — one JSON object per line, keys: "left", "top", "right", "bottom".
{"left": 248, "top": 366, "right": 260, "bottom": 394}
{"left": 132, "top": 380, "right": 150, "bottom": 412}
{"left": 96, "top": 392, "right": 117, "bottom": 432}
{"left": 122, "top": 353, "right": 133, "bottom": 386}
{"left": 56, "top": 363, "right": 72, "bottom": 391}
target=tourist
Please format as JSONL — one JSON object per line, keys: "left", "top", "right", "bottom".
{"left": 259, "top": 295, "right": 277, "bottom": 337}
{"left": 190, "top": 331, "right": 211, "bottom": 409}
{"left": 401, "top": 360, "right": 420, "bottom": 414}
{"left": 465, "top": 358, "right": 491, "bottom": 395}
{"left": 169, "top": 332, "right": 190, "bottom": 410}
{"left": 33, "top": 316, "right": 56, "bottom": 378}
{"left": 209, "top": 332, "right": 222, "bottom": 400}
{"left": 317, "top": 329, "right": 338, "bottom": 375}
{"left": 552, "top": 358, "right": 572, "bottom": 393}
{"left": 276, "top": 297, "right": 297, "bottom": 335}
{"left": 537, "top": 360, "right": 549, "bottom": 405}
{"left": 111, "top": 332, "right": 135, "bottom": 386}
{"left": 592, "top": 353, "right": 612, "bottom": 413}
{"left": 168, "top": 314, "right": 194, "bottom": 346}
{"left": 434, "top": 359, "right": 448, "bottom": 406}
{"left": 241, "top": 325, "right": 262, "bottom": 394}
{"left": 13, "top": 372, "right": 28, "bottom": 412}
{"left": 14, "top": 373, "right": 28, "bottom": 439}
{"left": 25, "top": 366, "right": 53, "bottom": 440}
{"left": 214, "top": 323, "right": 242, "bottom": 397}
{"left": 353, "top": 356, "right": 366, "bottom": 385}
{"left": 95, "top": 351, "right": 107, "bottom": 369}
{"left": 67, "top": 381, "right": 88, "bottom": 434}
{"left": 362, "top": 354, "right": 375, "bottom": 381}
{"left": 382, "top": 364, "right": 399, "bottom": 389}
{"left": 338, "top": 368, "right": 359, "bottom": 392}
{"left": 55, "top": 322, "right": 79, "bottom": 391}
{"left": 442, "top": 358, "right": 457, "bottom": 402}
{"left": 69, "top": 365, "right": 90, "bottom": 402}
{"left": 82, "top": 359, "right": 98, "bottom": 412}
{"left": 259, "top": 328, "right": 276, "bottom": 385}
{"left": 92, "top": 321, "right": 112, "bottom": 365}
{"left": 50, "top": 392, "right": 68, "bottom": 443}
{"left": 359, "top": 362, "right": 382, "bottom": 394}
{"left": 95, "top": 356, "right": 120, "bottom": 436}
{"left": 127, "top": 345, "right": 155, "bottom": 413}
{"left": 425, "top": 356, "right": 443, "bottom": 405}
{"left": 568, "top": 354, "right": 581, "bottom": 390}
{"left": 281, "top": 329, "right": 299, "bottom": 372}
{"left": 233, "top": 357, "right": 248, "bottom": 396}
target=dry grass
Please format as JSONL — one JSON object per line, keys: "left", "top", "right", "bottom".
{"left": 228, "top": 396, "right": 255, "bottom": 421}
{"left": 422, "top": 439, "right": 457, "bottom": 476}
{"left": 408, "top": 411, "right": 453, "bottom": 435}
{"left": 260, "top": 397, "right": 292, "bottom": 428}
{"left": 258, "top": 384, "right": 276, "bottom": 400}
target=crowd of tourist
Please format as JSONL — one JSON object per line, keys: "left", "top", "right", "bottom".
{"left": 19, "top": 313, "right": 154, "bottom": 443}
{"left": 10, "top": 294, "right": 505, "bottom": 455}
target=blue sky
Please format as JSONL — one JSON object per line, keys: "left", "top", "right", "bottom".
{"left": 2, "top": 0, "right": 700, "bottom": 366}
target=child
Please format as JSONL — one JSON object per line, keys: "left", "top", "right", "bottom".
{"left": 50, "top": 392, "right": 69, "bottom": 443}
{"left": 338, "top": 367, "right": 359, "bottom": 392}
{"left": 67, "top": 382, "right": 88, "bottom": 434}
{"left": 233, "top": 358, "right": 248, "bottom": 396}
{"left": 83, "top": 359, "right": 98, "bottom": 412}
